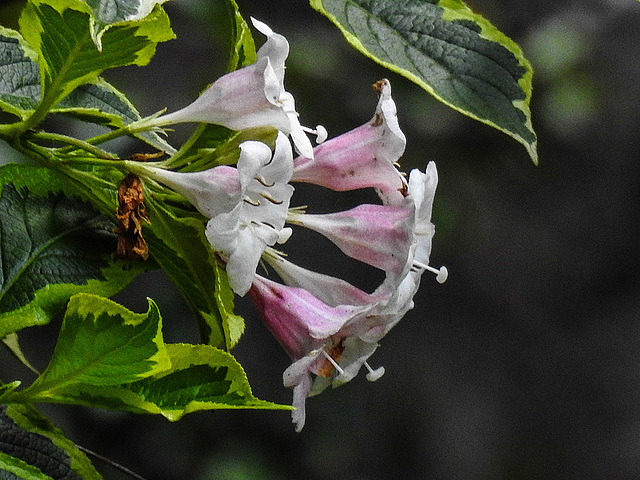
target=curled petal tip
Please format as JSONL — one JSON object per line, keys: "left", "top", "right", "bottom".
{"left": 250, "top": 17, "right": 274, "bottom": 36}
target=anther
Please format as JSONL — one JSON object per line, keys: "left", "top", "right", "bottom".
{"left": 254, "top": 176, "right": 275, "bottom": 187}
{"left": 260, "top": 193, "right": 283, "bottom": 205}
{"left": 364, "top": 362, "right": 385, "bottom": 381}
{"left": 414, "top": 261, "right": 448, "bottom": 284}
{"left": 321, "top": 350, "right": 344, "bottom": 375}
{"left": 243, "top": 197, "right": 261, "bottom": 206}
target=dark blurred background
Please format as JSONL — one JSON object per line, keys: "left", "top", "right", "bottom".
{"left": 2, "top": 0, "right": 640, "bottom": 479}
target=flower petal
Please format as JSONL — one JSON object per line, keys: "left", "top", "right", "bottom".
{"left": 288, "top": 203, "right": 414, "bottom": 276}
{"left": 292, "top": 79, "right": 406, "bottom": 204}
{"left": 248, "top": 275, "right": 364, "bottom": 358}
{"left": 134, "top": 164, "right": 241, "bottom": 218}
{"left": 263, "top": 249, "right": 377, "bottom": 307}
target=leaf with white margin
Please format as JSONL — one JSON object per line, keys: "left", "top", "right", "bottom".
{"left": 0, "top": 404, "right": 101, "bottom": 480}
{"left": 19, "top": 0, "right": 174, "bottom": 113}
{"left": 310, "top": 0, "right": 538, "bottom": 164}
{"left": 0, "top": 27, "right": 171, "bottom": 151}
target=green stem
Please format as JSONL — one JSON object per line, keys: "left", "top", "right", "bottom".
{"left": 27, "top": 132, "right": 119, "bottom": 160}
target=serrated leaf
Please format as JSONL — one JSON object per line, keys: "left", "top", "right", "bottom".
{"left": 0, "top": 167, "right": 147, "bottom": 337}
{"left": 55, "top": 78, "right": 175, "bottom": 153}
{"left": 1, "top": 298, "right": 287, "bottom": 416}
{"left": 13, "top": 343, "right": 290, "bottom": 418}
{"left": 19, "top": 0, "right": 174, "bottom": 114}
{"left": 0, "top": 452, "right": 55, "bottom": 480}
{"left": 310, "top": 0, "right": 537, "bottom": 163}
{"left": 0, "top": 26, "right": 172, "bottom": 151}
{"left": 0, "top": 27, "right": 40, "bottom": 120}
{"left": 5, "top": 294, "right": 171, "bottom": 402}
{"left": 0, "top": 404, "right": 102, "bottom": 480}
{"left": 84, "top": 0, "right": 169, "bottom": 24}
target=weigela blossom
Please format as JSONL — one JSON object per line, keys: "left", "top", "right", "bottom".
{"left": 249, "top": 161, "right": 444, "bottom": 431}
{"left": 291, "top": 79, "right": 407, "bottom": 205}
{"left": 131, "top": 132, "right": 294, "bottom": 295}
{"left": 236, "top": 78, "right": 447, "bottom": 430}
{"left": 152, "top": 18, "right": 314, "bottom": 158}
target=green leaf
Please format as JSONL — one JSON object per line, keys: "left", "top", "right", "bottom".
{"left": 60, "top": 343, "right": 288, "bottom": 418}
{"left": 128, "top": 343, "right": 289, "bottom": 419}
{"left": 55, "top": 78, "right": 175, "bottom": 153}
{"left": 310, "top": 0, "right": 537, "bottom": 163}
{"left": 0, "top": 382, "right": 21, "bottom": 397}
{"left": 19, "top": 0, "right": 174, "bottom": 116}
{"left": 1, "top": 297, "right": 288, "bottom": 417}
{"left": 0, "top": 27, "right": 40, "bottom": 120}
{"left": 223, "top": 0, "right": 256, "bottom": 71}
{"left": 2, "top": 334, "right": 39, "bottom": 374}
{"left": 0, "top": 27, "right": 172, "bottom": 150}
{"left": 143, "top": 200, "right": 226, "bottom": 346}
{"left": 0, "top": 165, "right": 147, "bottom": 337}
{"left": 0, "top": 452, "right": 55, "bottom": 480}
{"left": 4, "top": 344, "right": 290, "bottom": 418}
{"left": 0, "top": 403, "right": 102, "bottom": 480}
{"left": 213, "top": 261, "right": 244, "bottom": 350}
{"left": 6, "top": 294, "right": 171, "bottom": 402}
{"left": 83, "top": 0, "right": 169, "bottom": 24}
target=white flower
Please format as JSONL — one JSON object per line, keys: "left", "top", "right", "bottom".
{"left": 151, "top": 18, "right": 314, "bottom": 158}
{"left": 206, "top": 133, "right": 294, "bottom": 295}
{"left": 130, "top": 132, "right": 294, "bottom": 295}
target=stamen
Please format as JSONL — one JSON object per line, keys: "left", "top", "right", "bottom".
{"left": 254, "top": 176, "right": 275, "bottom": 187}
{"left": 258, "top": 221, "right": 276, "bottom": 230}
{"left": 413, "top": 261, "right": 448, "bottom": 284}
{"left": 260, "top": 193, "right": 283, "bottom": 205}
{"left": 302, "top": 125, "right": 328, "bottom": 144}
{"left": 243, "top": 197, "right": 261, "bottom": 206}
{"left": 321, "top": 349, "right": 344, "bottom": 375}
{"left": 364, "top": 362, "right": 385, "bottom": 382}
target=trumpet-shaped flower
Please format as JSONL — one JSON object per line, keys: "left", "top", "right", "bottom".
{"left": 249, "top": 162, "right": 445, "bottom": 431}
{"left": 206, "top": 134, "right": 294, "bottom": 295}
{"left": 132, "top": 133, "right": 294, "bottom": 295}
{"left": 287, "top": 202, "right": 414, "bottom": 278}
{"left": 152, "top": 18, "right": 314, "bottom": 158}
{"left": 291, "top": 79, "right": 407, "bottom": 205}
{"left": 248, "top": 274, "right": 378, "bottom": 431}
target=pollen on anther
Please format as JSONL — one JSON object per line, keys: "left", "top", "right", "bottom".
{"left": 260, "top": 193, "right": 283, "bottom": 205}
{"left": 254, "top": 176, "right": 275, "bottom": 187}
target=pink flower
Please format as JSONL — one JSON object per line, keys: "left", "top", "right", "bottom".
{"left": 249, "top": 163, "right": 445, "bottom": 431}
{"left": 152, "top": 19, "right": 314, "bottom": 158}
{"left": 291, "top": 79, "right": 407, "bottom": 205}
{"left": 248, "top": 274, "right": 378, "bottom": 431}
{"left": 287, "top": 202, "right": 415, "bottom": 279}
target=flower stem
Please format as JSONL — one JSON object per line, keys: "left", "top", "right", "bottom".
{"left": 27, "top": 131, "right": 119, "bottom": 160}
